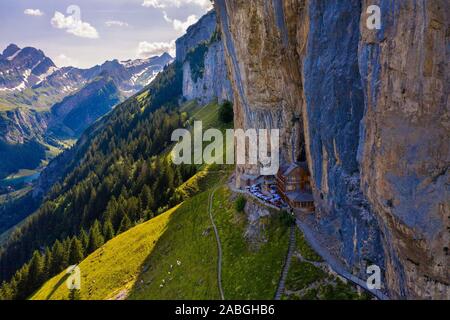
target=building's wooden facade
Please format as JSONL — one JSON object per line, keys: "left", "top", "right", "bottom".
{"left": 276, "top": 162, "right": 315, "bottom": 211}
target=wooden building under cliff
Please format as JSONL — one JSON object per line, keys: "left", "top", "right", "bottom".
{"left": 276, "top": 162, "right": 315, "bottom": 212}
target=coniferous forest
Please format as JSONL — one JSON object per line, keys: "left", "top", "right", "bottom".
{"left": 0, "top": 62, "right": 199, "bottom": 300}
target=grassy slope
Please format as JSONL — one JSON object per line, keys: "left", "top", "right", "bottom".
{"left": 31, "top": 171, "right": 365, "bottom": 301}
{"left": 32, "top": 101, "right": 225, "bottom": 300}
{"left": 31, "top": 205, "right": 180, "bottom": 300}
{"left": 214, "top": 186, "right": 289, "bottom": 299}
{"left": 30, "top": 99, "right": 365, "bottom": 301}
{"left": 31, "top": 176, "right": 292, "bottom": 300}
{"left": 127, "top": 190, "right": 220, "bottom": 300}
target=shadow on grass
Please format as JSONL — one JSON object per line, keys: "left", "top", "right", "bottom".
{"left": 126, "top": 168, "right": 231, "bottom": 300}
{"left": 45, "top": 273, "right": 70, "bottom": 300}
{"left": 126, "top": 191, "right": 220, "bottom": 300}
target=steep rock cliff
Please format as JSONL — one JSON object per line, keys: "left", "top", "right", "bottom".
{"left": 358, "top": 0, "right": 449, "bottom": 299}
{"left": 216, "top": 0, "right": 449, "bottom": 299}
{"left": 176, "top": 11, "right": 218, "bottom": 63}
{"left": 177, "top": 10, "right": 232, "bottom": 104}
{"left": 0, "top": 108, "right": 48, "bottom": 144}
{"left": 182, "top": 39, "right": 232, "bottom": 104}
{"left": 0, "top": 108, "right": 49, "bottom": 178}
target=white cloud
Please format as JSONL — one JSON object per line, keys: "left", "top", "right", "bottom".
{"left": 51, "top": 11, "right": 99, "bottom": 39}
{"left": 142, "top": 0, "right": 166, "bottom": 8}
{"left": 105, "top": 20, "right": 129, "bottom": 27}
{"left": 163, "top": 12, "right": 199, "bottom": 34}
{"left": 55, "top": 54, "right": 77, "bottom": 67}
{"left": 137, "top": 40, "right": 176, "bottom": 58}
{"left": 142, "top": 0, "right": 212, "bottom": 10}
{"left": 24, "top": 9, "right": 44, "bottom": 16}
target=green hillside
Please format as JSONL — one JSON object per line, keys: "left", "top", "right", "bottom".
{"left": 30, "top": 176, "right": 291, "bottom": 300}
{"left": 0, "top": 62, "right": 193, "bottom": 299}
{"left": 31, "top": 205, "right": 180, "bottom": 300}
{"left": 31, "top": 175, "right": 366, "bottom": 300}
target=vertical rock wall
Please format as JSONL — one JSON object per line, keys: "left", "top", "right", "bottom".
{"left": 216, "top": 0, "right": 308, "bottom": 183}
{"left": 176, "top": 11, "right": 217, "bottom": 63}
{"left": 216, "top": 0, "right": 449, "bottom": 299}
{"left": 359, "top": 0, "right": 449, "bottom": 298}
{"left": 177, "top": 10, "right": 232, "bottom": 105}
{"left": 302, "top": 0, "right": 385, "bottom": 283}
{"left": 182, "top": 39, "right": 233, "bottom": 104}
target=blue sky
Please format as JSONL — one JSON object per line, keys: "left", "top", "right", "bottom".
{"left": 0, "top": 0, "right": 212, "bottom": 68}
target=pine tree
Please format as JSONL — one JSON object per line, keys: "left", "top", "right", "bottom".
{"left": 27, "top": 251, "right": 44, "bottom": 291}
{"left": 118, "top": 215, "right": 132, "bottom": 234}
{"left": 144, "top": 210, "right": 154, "bottom": 221}
{"left": 102, "top": 220, "right": 115, "bottom": 241}
{"left": 68, "top": 237, "right": 84, "bottom": 265}
{"left": 51, "top": 240, "right": 66, "bottom": 275}
{"left": 126, "top": 197, "right": 140, "bottom": 221}
{"left": 87, "top": 220, "right": 105, "bottom": 253}
{"left": 62, "top": 237, "right": 71, "bottom": 266}
{"left": 43, "top": 247, "right": 53, "bottom": 279}
{"left": 0, "top": 282, "right": 13, "bottom": 300}
{"left": 14, "top": 264, "right": 29, "bottom": 299}
{"left": 79, "top": 229, "right": 89, "bottom": 254}
{"left": 104, "top": 197, "right": 118, "bottom": 222}
{"left": 139, "top": 185, "right": 154, "bottom": 211}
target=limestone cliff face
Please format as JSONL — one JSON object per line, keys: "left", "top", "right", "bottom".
{"left": 182, "top": 39, "right": 232, "bottom": 104}
{"left": 216, "top": 0, "right": 449, "bottom": 299}
{"left": 358, "top": 0, "right": 449, "bottom": 299}
{"left": 216, "top": 0, "right": 308, "bottom": 180}
{"left": 177, "top": 10, "right": 232, "bottom": 104}
{"left": 0, "top": 108, "right": 48, "bottom": 144}
{"left": 176, "top": 11, "right": 217, "bottom": 63}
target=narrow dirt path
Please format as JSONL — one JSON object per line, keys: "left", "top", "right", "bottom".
{"left": 274, "top": 223, "right": 296, "bottom": 300}
{"left": 208, "top": 184, "right": 225, "bottom": 300}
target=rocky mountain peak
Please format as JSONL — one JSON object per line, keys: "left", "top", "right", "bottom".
{"left": 175, "top": 10, "right": 217, "bottom": 62}
{"left": 0, "top": 44, "right": 58, "bottom": 91}
{"left": 2, "top": 43, "right": 20, "bottom": 59}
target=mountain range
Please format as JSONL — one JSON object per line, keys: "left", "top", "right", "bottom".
{"left": 0, "top": 44, "right": 173, "bottom": 179}
{"left": 0, "top": 44, "right": 173, "bottom": 109}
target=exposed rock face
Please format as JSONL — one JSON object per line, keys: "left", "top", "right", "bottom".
{"left": 216, "top": 0, "right": 449, "bottom": 299}
{"left": 358, "top": 0, "right": 449, "bottom": 299}
{"left": 0, "top": 44, "right": 57, "bottom": 91}
{"left": 182, "top": 38, "right": 232, "bottom": 104}
{"left": 0, "top": 108, "right": 49, "bottom": 179}
{"left": 178, "top": 10, "right": 232, "bottom": 104}
{"left": 176, "top": 11, "right": 217, "bottom": 63}
{"left": 0, "top": 108, "right": 48, "bottom": 144}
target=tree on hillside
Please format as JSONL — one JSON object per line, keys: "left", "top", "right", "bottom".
{"left": 27, "top": 251, "right": 44, "bottom": 291}
{"left": 51, "top": 240, "right": 68, "bottom": 275}
{"left": 43, "top": 247, "right": 53, "bottom": 279}
{"left": 88, "top": 220, "right": 105, "bottom": 253}
{"left": 219, "top": 100, "right": 234, "bottom": 123}
{"left": 139, "top": 185, "right": 154, "bottom": 212}
{"left": 118, "top": 214, "right": 132, "bottom": 234}
{"left": 0, "top": 281, "right": 13, "bottom": 300}
{"left": 235, "top": 196, "right": 246, "bottom": 213}
{"left": 102, "top": 220, "right": 115, "bottom": 242}
{"left": 68, "top": 237, "right": 84, "bottom": 265}
{"left": 79, "top": 229, "right": 89, "bottom": 254}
